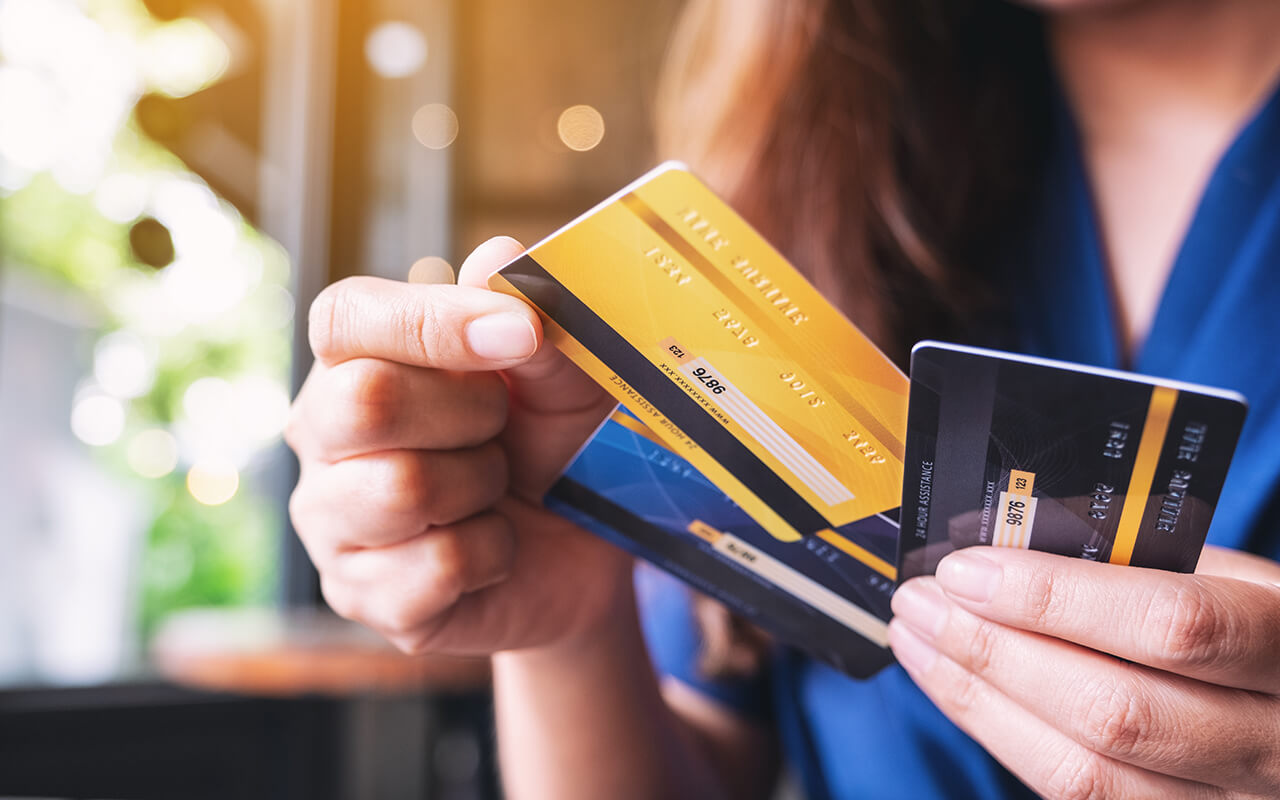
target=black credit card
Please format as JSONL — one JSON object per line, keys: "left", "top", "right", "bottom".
{"left": 899, "top": 342, "right": 1247, "bottom": 581}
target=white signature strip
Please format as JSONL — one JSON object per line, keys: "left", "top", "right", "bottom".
{"left": 713, "top": 531, "right": 888, "bottom": 647}
{"left": 680, "top": 357, "right": 855, "bottom": 507}
{"left": 677, "top": 360, "right": 821, "bottom": 482}
{"left": 696, "top": 368, "right": 851, "bottom": 506}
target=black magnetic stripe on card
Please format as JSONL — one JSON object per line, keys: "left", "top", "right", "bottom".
{"left": 502, "top": 253, "right": 832, "bottom": 536}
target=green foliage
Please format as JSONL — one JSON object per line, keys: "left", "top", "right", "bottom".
{"left": 1, "top": 0, "right": 293, "bottom": 648}
{"left": 2, "top": 173, "right": 132, "bottom": 294}
{"left": 139, "top": 477, "right": 280, "bottom": 638}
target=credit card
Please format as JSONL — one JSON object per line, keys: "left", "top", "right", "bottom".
{"left": 488, "top": 162, "right": 908, "bottom": 555}
{"left": 547, "top": 409, "right": 897, "bottom": 678}
{"left": 899, "top": 341, "right": 1247, "bottom": 581}
{"left": 487, "top": 162, "right": 910, "bottom": 676}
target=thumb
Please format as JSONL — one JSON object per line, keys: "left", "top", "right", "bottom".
{"left": 455, "top": 235, "right": 529, "bottom": 290}
{"left": 458, "top": 236, "right": 616, "bottom": 497}
{"left": 458, "top": 236, "right": 613, "bottom": 417}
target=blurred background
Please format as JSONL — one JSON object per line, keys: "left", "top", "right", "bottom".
{"left": 0, "top": 0, "right": 680, "bottom": 796}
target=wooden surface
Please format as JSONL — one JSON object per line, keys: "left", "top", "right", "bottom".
{"left": 151, "top": 607, "right": 490, "bottom": 696}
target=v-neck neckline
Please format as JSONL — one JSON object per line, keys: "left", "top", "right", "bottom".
{"left": 1059, "top": 72, "right": 1280, "bottom": 375}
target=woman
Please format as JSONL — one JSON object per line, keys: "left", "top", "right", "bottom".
{"left": 286, "top": 0, "right": 1280, "bottom": 796}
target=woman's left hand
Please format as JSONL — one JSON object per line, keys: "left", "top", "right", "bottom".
{"left": 890, "top": 544, "right": 1280, "bottom": 799}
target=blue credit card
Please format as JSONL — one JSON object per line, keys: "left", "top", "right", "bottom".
{"left": 548, "top": 408, "right": 899, "bottom": 678}
{"left": 898, "top": 342, "right": 1248, "bottom": 581}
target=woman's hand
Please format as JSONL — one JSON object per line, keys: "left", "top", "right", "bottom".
{"left": 890, "top": 544, "right": 1280, "bottom": 799}
{"left": 286, "top": 237, "right": 628, "bottom": 656}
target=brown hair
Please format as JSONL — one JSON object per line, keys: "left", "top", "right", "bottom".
{"left": 656, "top": 0, "right": 1053, "bottom": 676}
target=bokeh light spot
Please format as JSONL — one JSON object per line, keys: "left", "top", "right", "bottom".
{"left": 260, "top": 284, "right": 296, "bottom": 329}
{"left": 365, "top": 21, "right": 428, "bottom": 79}
{"left": 0, "top": 66, "right": 59, "bottom": 172}
{"left": 94, "top": 331, "right": 156, "bottom": 399}
{"left": 232, "top": 375, "right": 291, "bottom": 443}
{"left": 71, "top": 393, "right": 126, "bottom": 447}
{"left": 183, "top": 376, "right": 234, "bottom": 424}
{"left": 557, "top": 105, "right": 605, "bottom": 152}
{"left": 94, "top": 173, "right": 149, "bottom": 223}
{"left": 408, "top": 256, "right": 455, "bottom": 285}
{"left": 141, "top": 17, "right": 231, "bottom": 98}
{"left": 187, "top": 460, "right": 239, "bottom": 506}
{"left": 128, "top": 429, "right": 179, "bottom": 479}
{"left": 412, "top": 103, "right": 459, "bottom": 150}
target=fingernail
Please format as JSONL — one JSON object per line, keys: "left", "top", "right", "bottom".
{"left": 465, "top": 313, "right": 537, "bottom": 361}
{"left": 937, "top": 550, "right": 1002, "bottom": 603}
{"left": 889, "top": 620, "right": 938, "bottom": 674}
{"left": 891, "top": 580, "right": 949, "bottom": 641}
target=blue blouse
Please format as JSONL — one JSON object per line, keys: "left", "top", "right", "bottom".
{"left": 640, "top": 77, "right": 1280, "bottom": 800}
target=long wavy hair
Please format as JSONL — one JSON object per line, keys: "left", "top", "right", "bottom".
{"left": 656, "top": 0, "right": 1053, "bottom": 676}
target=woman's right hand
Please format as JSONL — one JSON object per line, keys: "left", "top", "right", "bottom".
{"left": 286, "top": 237, "right": 630, "bottom": 656}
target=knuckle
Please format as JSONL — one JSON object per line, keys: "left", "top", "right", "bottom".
{"left": 333, "top": 359, "right": 402, "bottom": 444}
{"left": 388, "top": 632, "right": 430, "bottom": 657}
{"left": 1023, "top": 564, "right": 1067, "bottom": 629}
{"left": 1157, "top": 583, "right": 1227, "bottom": 667}
{"left": 1044, "top": 749, "right": 1108, "bottom": 800}
{"left": 1079, "top": 680, "right": 1151, "bottom": 760}
{"left": 398, "top": 294, "right": 443, "bottom": 364}
{"left": 287, "top": 488, "right": 336, "bottom": 569}
{"left": 287, "top": 485, "right": 308, "bottom": 528}
{"left": 947, "top": 664, "right": 987, "bottom": 717}
{"left": 962, "top": 619, "right": 1001, "bottom": 677}
{"left": 1233, "top": 729, "right": 1274, "bottom": 783}
{"left": 282, "top": 404, "right": 305, "bottom": 451}
{"left": 378, "top": 452, "right": 437, "bottom": 518}
{"left": 320, "top": 576, "right": 360, "bottom": 622}
{"left": 471, "top": 513, "right": 517, "bottom": 588}
{"left": 308, "top": 279, "right": 357, "bottom": 361}
{"left": 470, "top": 374, "right": 510, "bottom": 434}
{"left": 390, "top": 612, "right": 451, "bottom": 656}
{"left": 424, "top": 528, "right": 469, "bottom": 601}
{"left": 388, "top": 612, "right": 453, "bottom": 655}
{"left": 378, "top": 599, "right": 425, "bottom": 638}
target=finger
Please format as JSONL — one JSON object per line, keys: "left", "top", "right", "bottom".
{"left": 291, "top": 444, "right": 507, "bottom": 560}
{"left": 289, "top": 358, "right": 507, "bottom": 460}
{"left": 889, "top": 621, "right": 1224, "bottom": 800}
{"left": 894, "top": 578, "right": 1280, "bottom": 793}
{"left": 1196, "top": 544, "right": 1280, "bottom": 587}
{"left": 308, "top": 275, "right": 541, "bottom": 369}
{"left": 457, "top": 237, "right": 617, "bottom": 497}
{"left": 934, "top": 546, "right": 1280, "bottom": 694}
{"left": 322, "top": 511, "right": 517, "bottom": 649}
{"left": 455, "top": 235, "right": 526, "bottom": 289}
{"left": 457, "top": 237, "right": 610, "bottom": 416}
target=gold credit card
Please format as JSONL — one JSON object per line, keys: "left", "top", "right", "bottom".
{"left": 488, "top": 162, "right": 909, "bottom": 549}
